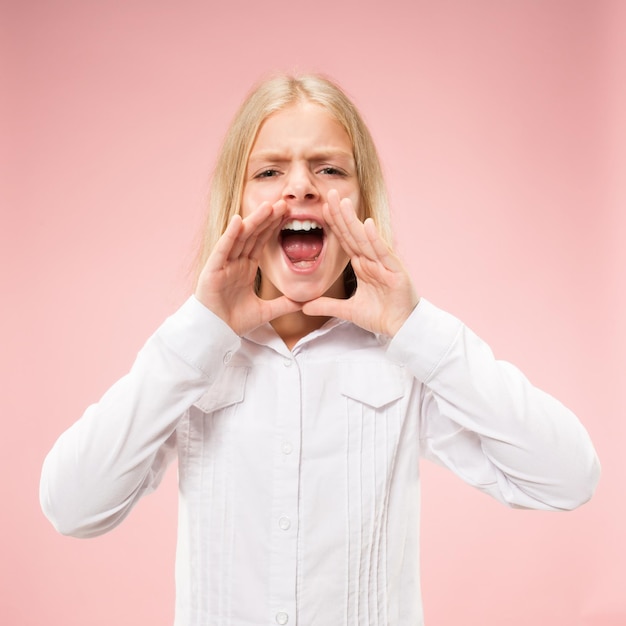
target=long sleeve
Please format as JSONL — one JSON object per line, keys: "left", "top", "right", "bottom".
{"left": 386, "top": 298, "right": 600, "bottom": 510}
{"left": 39, "top": 296, "right": 241, "bottom": 538}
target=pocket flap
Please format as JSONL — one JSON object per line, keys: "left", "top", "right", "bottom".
{"left": 340, "top": 361, "right": 406, "bottom": 408}
{"left": 193, "top": 366, "right": 248, "bottom": 413}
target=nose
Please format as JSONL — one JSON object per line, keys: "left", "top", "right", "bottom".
{"left": 282, "top": 163, "right": 319, "bottom": 202}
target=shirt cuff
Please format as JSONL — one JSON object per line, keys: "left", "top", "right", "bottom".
{"left": 155, "top": 296, "right": 242, "bottom": 379}
{"left": 386, "top": 298, "right": 464, "bottom": 383}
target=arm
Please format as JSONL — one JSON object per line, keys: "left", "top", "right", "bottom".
{"left": 39, "top": 298, "right": 241, "bottom": 538}
{"left": 305, "top": 191, "right": 599, "bottom": 510}
{"left": 41, "top": 200, "right": 299, "bottom": 538}
{"left": 388, "top": 299, "right": 600, "bottom": 510}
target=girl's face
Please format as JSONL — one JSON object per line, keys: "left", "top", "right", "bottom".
{"left": 242, "top": 101, "right": 360, "bottom": 303}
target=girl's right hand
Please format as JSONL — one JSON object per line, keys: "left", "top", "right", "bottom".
{"left": 194, "top": 200, "right": 302, "bottom": 336}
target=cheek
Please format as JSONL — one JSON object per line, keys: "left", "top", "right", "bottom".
{"left": 336, "top": 183, "right": 360, "bottom": 215}
{"left": 242, "top": 184, "right": 281, "bottom": 216}
{"left": 241, "top": 187, "right": 262, "bottom": 218}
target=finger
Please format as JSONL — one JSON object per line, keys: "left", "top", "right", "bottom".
{"left": 263, "top": 295, "right": 303, "bottom": 321}
{"left": 244, "top": 200, "right": 287, "bottom": 260}
{"left": 205, "top": 214, "right": 244, "bottom": 271}
{"left": 337, "top": 198, "right": 379, "bottom": 260}
{"left": 326, "top": 193, "right": 378, "bottom": 261}
{"left": 324, "top": 191, "right": 361, "bottom": 257}
{"left": 230, "top": 202, "right": 274, "bottom": 260}
{"left": 248, "top": 211, "right": 283, "bottom": 261}
{"left": 363, "top": 218, "right": 399, "bottom": 269}
{"left": 302, "top": 296, "right": 352, "bottom": 322}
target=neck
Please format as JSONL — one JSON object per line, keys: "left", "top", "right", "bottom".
{"left": 258, "top": 269, "right": 348, "bottom": 350}
{"left": 271, "top": 311, "right": 331, "bottom": 350}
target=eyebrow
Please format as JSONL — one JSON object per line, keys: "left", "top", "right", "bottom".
{"left": 248, "top": 148, "right": 355, "bottom": 164}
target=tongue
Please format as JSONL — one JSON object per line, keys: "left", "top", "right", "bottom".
{"left": 282, "top": 233, "right": 323, "bottom": 262}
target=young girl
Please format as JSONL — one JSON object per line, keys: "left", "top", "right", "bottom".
{"left": 40, "top": 74, "right": 600, "bottom": 626}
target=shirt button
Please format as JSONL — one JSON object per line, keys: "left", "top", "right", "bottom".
{"left": 283, "top": 358, "right": 293, "bottom": 367}
{"left": 278, "top": 516, "right": 291, "bottom": 531}
{"left": 276, "top": 612, "right": 289, "bottom": 625}
{"left": 281, "top": 442, "right": 293, "bottom": 455}
{"left": 223, "top": 351, "right": 232, "bottom": 364}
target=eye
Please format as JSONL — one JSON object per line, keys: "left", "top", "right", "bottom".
{"left": 318, "top": 166, "right": 346, "bottom": 177}
{"left": 254, "top": 169, "right": 281, "bottom": 179}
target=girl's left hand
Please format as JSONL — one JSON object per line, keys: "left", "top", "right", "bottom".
{"left": 302, "top": 190, "right": 419, "bottom": 337}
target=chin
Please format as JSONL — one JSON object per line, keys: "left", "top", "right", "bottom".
{"left": 260, "top": 269, "right": 346, "bottom": 304}
{"left": 274, "top": 280, "right": 332, "bottom": 304}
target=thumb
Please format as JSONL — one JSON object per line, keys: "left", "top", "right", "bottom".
{"left": 302, "top": 296, "right": 351, "bottom": 321}
{"left": 266, "top": 296, "right": 304, "bottom": 321}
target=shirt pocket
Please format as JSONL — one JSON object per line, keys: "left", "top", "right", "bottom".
{"left": 339, "top": 362, "right": 409, "bottom": 583}
{"left": 339, "top": 362, "right": 407, "bottom": 458}
{"left": 178, "top": 365, "right": 249, "bottom": 499}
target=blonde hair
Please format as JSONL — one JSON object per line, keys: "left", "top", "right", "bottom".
{"left": 195, "top": 73, "right": 392, "bottom": 284}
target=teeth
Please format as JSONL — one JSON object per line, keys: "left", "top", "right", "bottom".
{"left": 282, "top": 219, "right": 323, "bottom": 232}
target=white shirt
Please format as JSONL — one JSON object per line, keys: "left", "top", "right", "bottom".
{"left": 40, "top": 297, "right": 600, "bottom": 626}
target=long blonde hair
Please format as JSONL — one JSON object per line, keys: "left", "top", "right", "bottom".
{"left": 195, "top": 73, "right": 391, "bottom": 284}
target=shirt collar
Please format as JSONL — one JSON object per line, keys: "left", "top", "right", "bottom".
{"left": 244, "top": 317, "right": 351, "bottom": 354}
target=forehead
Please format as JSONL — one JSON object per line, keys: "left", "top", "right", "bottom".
{"left": 250, "top": 101, "right": 354, "bottom": 158}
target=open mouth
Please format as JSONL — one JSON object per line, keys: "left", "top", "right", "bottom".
{"left": 280, "top": 219, "right": 325, "bottom": 266}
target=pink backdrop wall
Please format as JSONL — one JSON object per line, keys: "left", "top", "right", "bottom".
{"left": 2, "top": 1, "right": 624, "bottom": 624}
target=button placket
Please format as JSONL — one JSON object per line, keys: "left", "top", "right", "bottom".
{"left": 269, "top": 351, "right": 300, "bottom": 626}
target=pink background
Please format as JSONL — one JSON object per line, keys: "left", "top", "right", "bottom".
{"left": 2, "top": 1, "right": 624, "bottom": 624}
